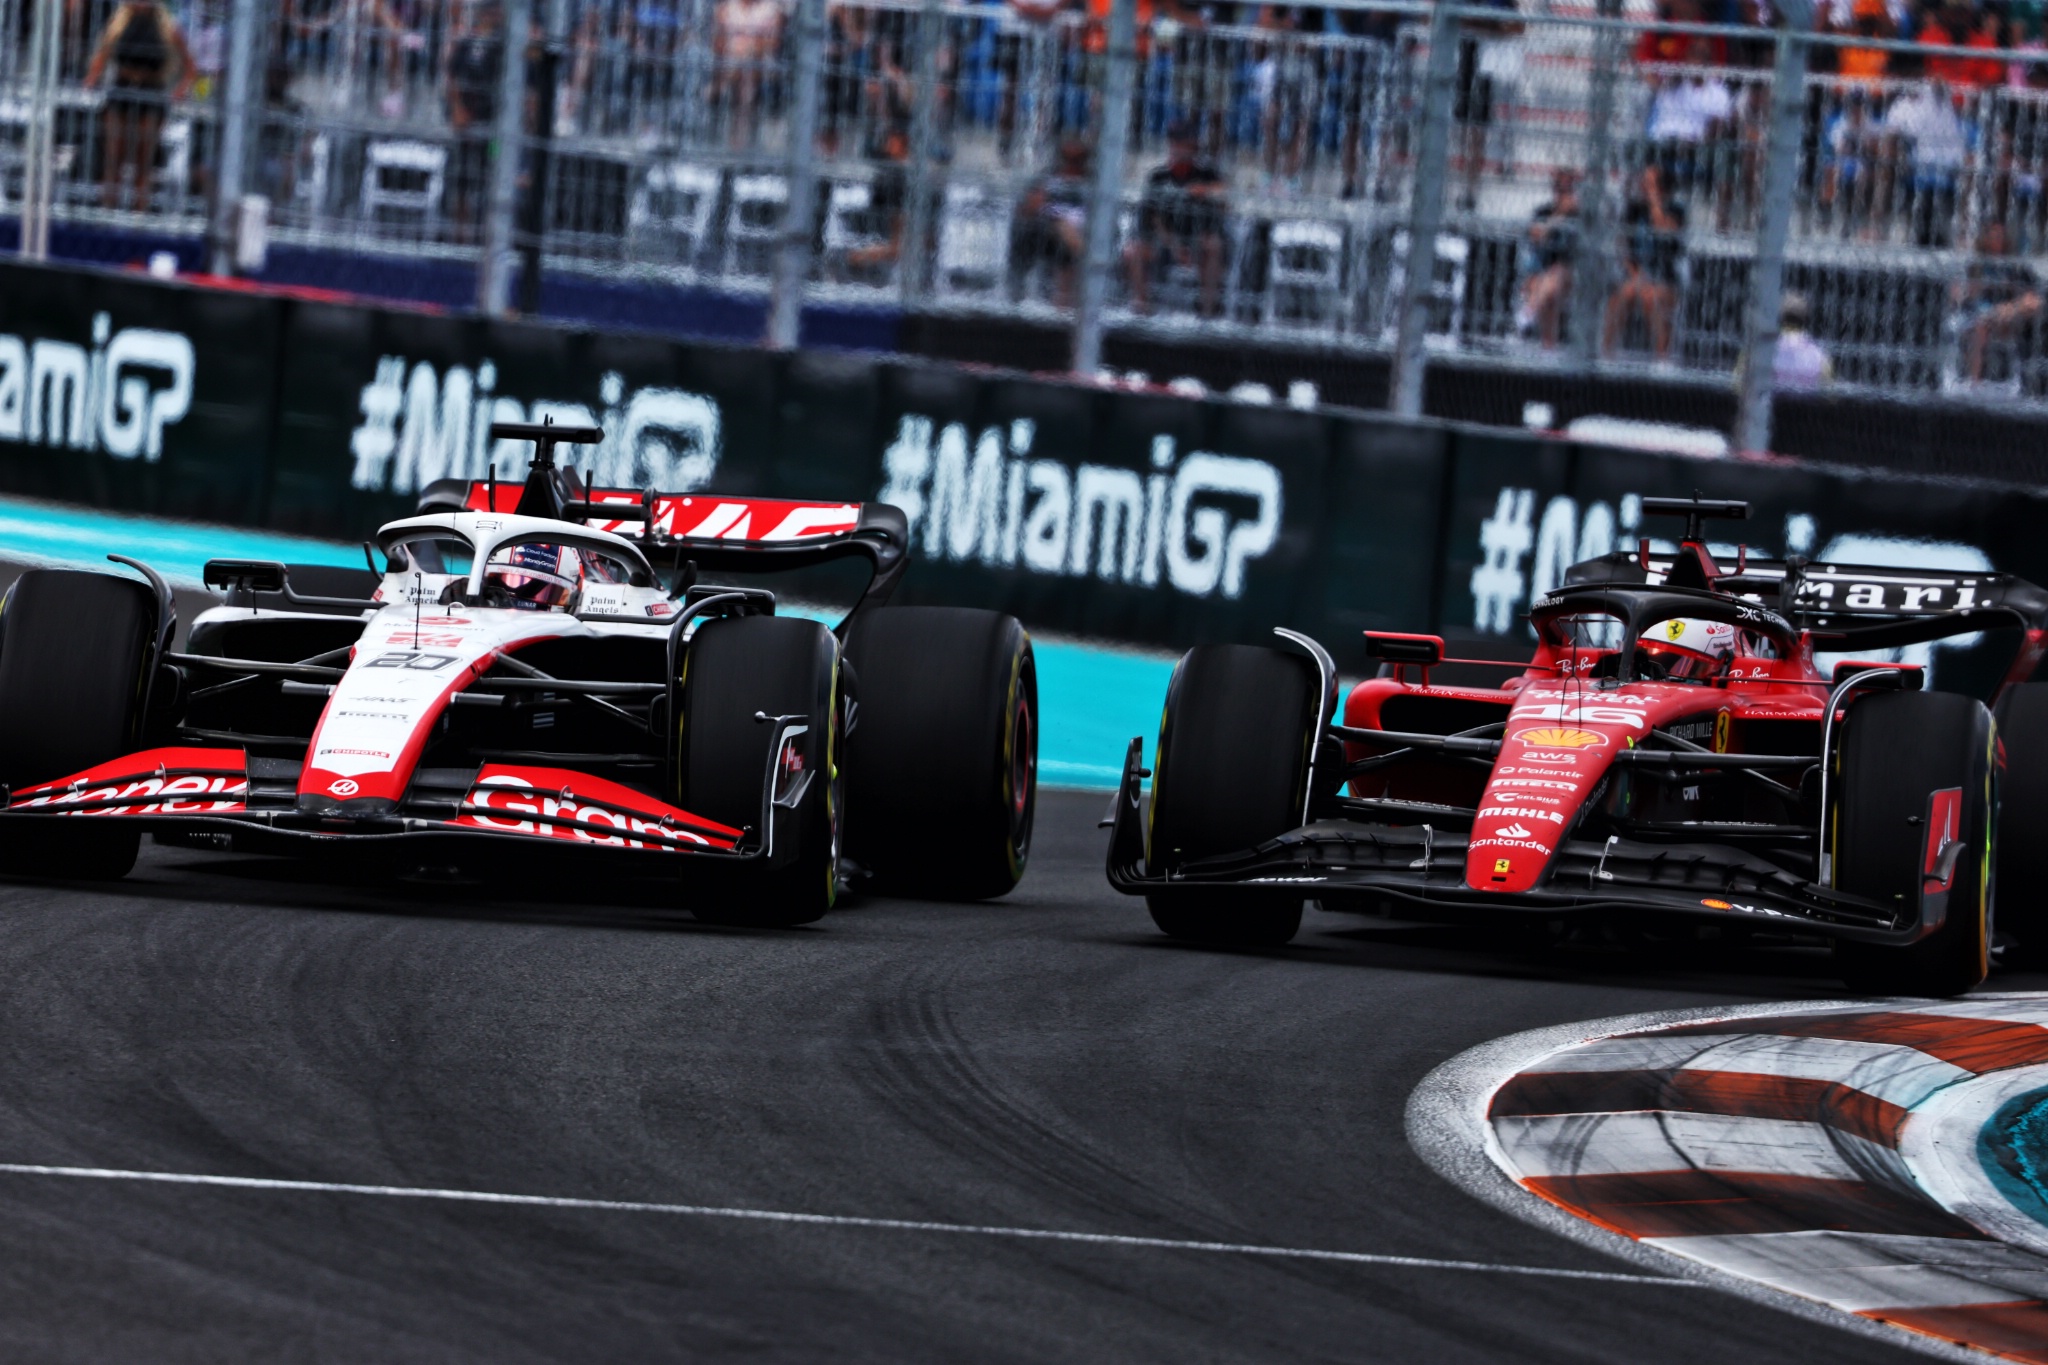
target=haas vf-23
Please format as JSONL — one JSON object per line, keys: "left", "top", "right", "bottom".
{"left": 1107, "top": 496, "right": 2048, "bottom": 996}
{"left": 0, "top": 423, "right": 1037, "bottom": 924}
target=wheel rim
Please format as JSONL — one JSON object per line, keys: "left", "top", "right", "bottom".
{"left": 1008, "top": 691, "right": 1035, "bottom": 860}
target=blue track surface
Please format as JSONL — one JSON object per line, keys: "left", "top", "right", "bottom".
{"left": 0, "top": 494, "right": 1164, "bottom": 791}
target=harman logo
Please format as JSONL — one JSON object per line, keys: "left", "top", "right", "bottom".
{"left": 0, "top": 312, "right": 194, "bottom": 461}
{"left": 328, "top": 778, "right": 360, "bottom": 797}
{"left": 349, "top": 360, "right": 722, "bottom": 496}
{"left": 878, "top": 419, "right": 1282, "bottom": 600}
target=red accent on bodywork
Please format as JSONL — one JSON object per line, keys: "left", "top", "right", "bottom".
{"left": 9, "top": 747, "right": 249, "bottom": 814}
{"left": 450, "top": 765, "right": 742, "bottom": 851}
{"left": 1924, "top": 786, "right": 1963, "bottom": 893}
{"left": 461, "top": 484, "right": 862, "bottom": 544}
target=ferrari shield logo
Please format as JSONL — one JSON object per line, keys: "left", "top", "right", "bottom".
{"left": 1493, "top": 858, "right": 1513, "bottom": 874}
{"left": 1712, "top": 709, "right": 1732, "bottom": 754}
{"left": 1513, "top": 727, "right": 1607, "bottom": 750}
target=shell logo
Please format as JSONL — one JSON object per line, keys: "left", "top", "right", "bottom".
{"left": 1513, "top": 727, "right": 1607, "bottom": 750}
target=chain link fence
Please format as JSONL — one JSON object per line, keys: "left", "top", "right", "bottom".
{"left": 10, "top": 0, "right": 2048, "bottom": 445}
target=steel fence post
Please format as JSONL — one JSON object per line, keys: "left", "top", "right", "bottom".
{"left": 1733, "top": 1, "right": 1812, "bottom": 455}
{"left": 1566, "top": 0, "right": 1622, "bottom": 370}
{"left": 769, "top": 0, "right": 828, "bottom": 349}
{"left": 19, "top": 0, "right": 60, "bottom": 261}
{"left": 479, "top": 0, "right": 535, "bottom": 316}
{"left": 1390, "top": 0, "right": 1459, "bottom": 419}
{"left": 1072, "top": 0, "right": 1137, "bottom": 376}
{"left": 208, "top": 0, "right": 264, "bottom": 277}
{"left": 901, "top": 0, "right": 946, "bottom": 306}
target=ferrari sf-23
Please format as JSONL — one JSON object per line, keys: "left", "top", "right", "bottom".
{"left": 0, "top": 422, "right": 1037, "bottom": 925}
{"left": 1107, "top": 497, "right": 2048, "bottom": 995}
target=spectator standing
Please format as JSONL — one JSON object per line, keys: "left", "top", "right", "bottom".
{"left": 840, "top": 118, "right": 912, "bottom": 283}
{"left": 1517, "top": 167, "right": 1578, "bottom": 347}
{"left": 85, "top": 0, "right": 195, "bottom": 213}
{"left": 1954, "top": 220, "right": 2044, "bottom": 382}
{"left": 1879, "top": 77, "right": 1972, "bottom": 244}
{"left": 444, "top": 0, "right": 504, "bottom": 241}
{"left": 1453, "top": 0, "right": 1522, "bottom": 211}
{"left": 1644, "top": 36, "right": 1734, "bottom": 204}
{"left": 1606, "top": 163, "right": 1686, "bottom": 360}
{"left": 715, "top": 0, "right": 784, "bottom": 149}
{"left": 1011, "top": 137, "right": 1091, "bottom": 305}
{"left": 1124, "top": 116, "right": 1228, "bottom": 315}
{"left": 1834, "top": 0, "right": 1895, "bottom": 85}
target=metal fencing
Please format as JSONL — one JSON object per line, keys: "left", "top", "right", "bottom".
{"left": 12, "top": 0, "right": 2048, "bottom": 446}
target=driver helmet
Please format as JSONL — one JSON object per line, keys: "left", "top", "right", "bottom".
{"left": 1637, "top": 616, "right": 1736, "bottom": 680}
{"left": 486, "top": 541, "right": 579, "bottom": 611}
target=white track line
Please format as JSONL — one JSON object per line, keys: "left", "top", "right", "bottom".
{"left": 0, "top": 1161, "right": 1691, "bottom": 1285}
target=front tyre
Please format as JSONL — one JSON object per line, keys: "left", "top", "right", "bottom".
{"left": 678, "top": 615, "right": 841, "bottom": 927}
{"left": 1832, "top": 689, "right": 1996, "bottom": 997}
{"left": 1146, "top": 644, "right": 1317, "bottom": 947}
{"left": 0, "top": 569, "right": 158, "bottom": 881}
{"left": 842, "top": 607, "right": 1037, "bottom": 900}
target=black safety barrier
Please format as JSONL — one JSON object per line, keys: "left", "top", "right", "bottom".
{"left": 2, "top": 258, "right": 2045, "bottom": 687}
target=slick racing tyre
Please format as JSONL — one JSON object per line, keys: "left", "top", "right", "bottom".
{"left": 678, "top": 615, "right": 840, "bottom": 927}
{"left": 0, "top": 570, "right": 157, "bottom": 880}
{"left": 842, "top": 607, "right": 1037, "bottom": 900}
{"left": 1146, "top": 644, "right": 1317, "bottom": 947}
{"left": 1833, "top": 689, "right": 1996, "bottom": 998}
{"left": 1994, "top": 682, "right": 2048, "bottom": 962}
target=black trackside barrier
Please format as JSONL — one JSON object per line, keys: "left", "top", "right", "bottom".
{"left": 6, "top": 257, "right": 2048, "bottom": 693}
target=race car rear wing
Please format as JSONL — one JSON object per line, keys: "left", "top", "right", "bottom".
{"left": 1566, "top": 549, "right": 2048, "bottom": 638}
{"left": 415, "top": 422, "right": 909, "bottom": 613}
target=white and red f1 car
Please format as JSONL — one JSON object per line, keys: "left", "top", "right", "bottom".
{"left": 1108, "top": 496, "right": 2048, "bottom": 996}
{"left": 0, "top": 423, "right": 1037, "bottom": 924}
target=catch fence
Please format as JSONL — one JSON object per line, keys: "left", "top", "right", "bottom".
{"left": 8, "top": 0, "right": 2048, "bottom": 448}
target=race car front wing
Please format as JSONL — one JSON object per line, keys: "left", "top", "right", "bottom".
{"left": 1103, "top": 739, "right": 1948, "bottom": 948}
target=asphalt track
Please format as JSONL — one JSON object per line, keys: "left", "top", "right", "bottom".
{"left": 12, "top": 784, "right": 2048, "bottom": 1363}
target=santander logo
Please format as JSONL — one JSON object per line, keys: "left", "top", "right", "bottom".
{"left": 1498, "top": 822, "right": 1534, "bottom": 839}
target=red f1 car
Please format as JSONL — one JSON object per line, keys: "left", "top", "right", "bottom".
{"left": 1108, "top": 497, "right": 2048, "bottom": 996}
{"left": 0, "top": 423, "right": 1037, "bottom": 925}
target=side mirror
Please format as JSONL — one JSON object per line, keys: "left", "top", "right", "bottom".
{"left": 1830, "top": 660, "right": 1924, "bottom": 690}
{"left": 202, "top": 559, "right": 287, "bottom": 594}
{"left": 1364, "top": 632, "right": 1445, "bottom": 667}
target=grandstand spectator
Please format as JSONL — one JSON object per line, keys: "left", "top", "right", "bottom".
{"left": 1636, "top": 0, "right": 1726, "bottom": 66}
{"left": 1454, "top": 0, "right": 1522, "bottom": 211}
{"left": 839, "top": 118, "right": 912, "bottom": 284}
{"left": 1919, "top": 3, "right": 2004, "bottom": 88}
{"left": 1517, "top": 167, "right": 1579, "bottom": 347}
{"left": 444, "top": 0, "right": 503, "bottom": 241}
{"left": 1645, "top": 37, "right": 1734, "bottom": 202}
{"left": 1772, "top": 292, "right": 1834, "bottom": 388}
{"left": 1879, "top": 77, "right": 1972, "bottom": 245}
{"left": 1818, "top": 86, "right": 1882, "bottom": 232}
{"left": 1011, "top": 138, "right": 1091, "bottom": 306}
{"left": 1955, "top": 220, "right": 2044, "bottom": 382}
{"left": 84, "top": 0, "right": 195, "bottom": 213}
{"left": 1606, "top": 163, "right": 1685, "bottom": 360}
{"left": 1125, "top": 117, "right": 1227, "bottom": 315}
{"left": 1832, "top": 0, "right": 1896, "bottom": 85}
{"left": 715, "top": 0, "right": 784, "bottom": 149}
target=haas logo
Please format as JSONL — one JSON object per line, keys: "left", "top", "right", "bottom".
{"left": 329, "top": 778, "right": 360, "bottom": 798}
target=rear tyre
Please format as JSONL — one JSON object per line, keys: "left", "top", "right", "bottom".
{"left": 1145, "top": 644, "right": 1317, "bottom": 947}
{"left": 0, "top": 570, "right": 156, "bottom": 880}
{"left": 1994, "top": 682, "right": 2048, "bottom": 963}
{"left": 1832, "top": 689, "right": 1995, "bottom": 997}
{"left": 678, "top": 615, "right": 840, "bottom": 927}
{"left": 842, "top": 607, "right": 1037, "bottom": 900}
